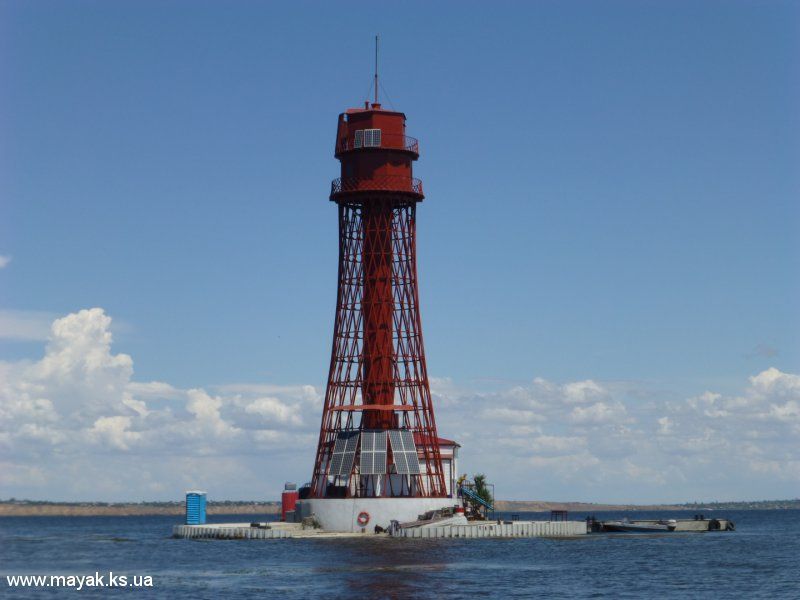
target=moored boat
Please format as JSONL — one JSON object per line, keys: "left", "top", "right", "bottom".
{"left": 600, "top": 518, "right": 677, "bottom": 533}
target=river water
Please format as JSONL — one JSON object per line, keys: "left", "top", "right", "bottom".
{"left": 1, "top": 509, "right": 797, "bottom": 598}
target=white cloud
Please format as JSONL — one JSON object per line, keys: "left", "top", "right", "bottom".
{"left": 0, "top": 308, "right": 324, "bottom": 500}
{"left": 127, "top": 381, "right": 182, "bottom": 400}
{"left": 562, "top": 380, "right": 607, "bottom": 404}
{"left": 185, "top": 389, "right": 240, "bottom": 438}
{"left": 481, "top": 407, "right": 544, "bottom": 423}
{"left": 432, "top": 368, "right": 800, "bottom": 502}
{"left": 244, "top": 397, "right": 304, "bottom": 426}
{"left": 0, "top": 255, "right": 10, "bottom": 268}
{"left": 749, "top": 367, "right": 800, "bottom": 398}
{"left": 89, "top": 416, "right": 141, "bottom": 451}
{"left": 1, "top": 307, "right": 798, "bottom": 503}
{"left": 569, "top": 400, "right": 628, "bottom": 424}
{"left": 657, "top": 416, "right": 674, "bottom": 435}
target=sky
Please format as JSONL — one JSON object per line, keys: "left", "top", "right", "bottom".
{"left": 1, "top": 0, "right": 798, "bottom": 503}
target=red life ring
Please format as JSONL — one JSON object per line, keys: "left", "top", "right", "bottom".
{"left": 357, "top": 511, "right": 370, "bottom": 526}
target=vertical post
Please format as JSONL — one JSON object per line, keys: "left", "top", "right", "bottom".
{"left": 362, "top": 199, "right": 394, "bottom": 429}
{"left": 374, "top": 35, "right": 379, "bottom": 105}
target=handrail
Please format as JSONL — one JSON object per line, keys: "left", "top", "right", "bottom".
{"left": 336, "top": 133, "right": 419, "bottom": 155}
{"left": 460, "top": 486, "right": 494, "bottom": 510}
{"left": 330, "top": 175, "right": 423, "bottom": 197}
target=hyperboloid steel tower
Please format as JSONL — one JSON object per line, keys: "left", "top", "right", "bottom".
{"left": 298, "top": 71, "right": 457, "bottom": 530}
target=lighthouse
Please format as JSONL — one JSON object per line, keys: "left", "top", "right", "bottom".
{"left": 171, "top": 52, "right": 594, "bottom": 542}
{"left": 294, "top": 65, "right": 460, "bottom": 532}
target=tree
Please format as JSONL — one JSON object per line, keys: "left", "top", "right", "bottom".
{"left": 473, "top": 473, "right": 493, "bottom": 507}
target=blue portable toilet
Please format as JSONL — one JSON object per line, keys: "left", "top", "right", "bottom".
{"left": 185, "top": 491, "right": 207, "bottom": 525}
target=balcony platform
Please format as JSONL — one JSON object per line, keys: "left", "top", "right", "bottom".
{"left": 329, "top": 175, "right": 423, "bottom": 201}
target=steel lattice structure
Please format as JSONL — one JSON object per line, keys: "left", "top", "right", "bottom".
{"left": 309, "top": 103, "right": 447, "bottom": 499}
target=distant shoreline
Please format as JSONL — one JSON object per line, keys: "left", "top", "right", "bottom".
{"left": 0, "top": 502, "right": 281, "bottom": 517}
{"left": 1, "top": 499, "right": 797, "bottom": 517}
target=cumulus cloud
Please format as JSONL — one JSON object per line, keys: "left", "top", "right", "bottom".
{"left": 243, "top": 397, "right": 304, "bottom": 426}
{"left": 0, "top": 309, "right": 323, "bottom": 500}
{"left": 0, "top": 255, "right": 10, "bottom": 268}
{"left": 750, "top": 367, "right": 800, "bottom": 398}
{"left": 431, "top": 368, "right": 800, "bottom": 502}
{"left": 569, "top": 400, "right": 628, "bottom": 424}
{"left": 89, "top": 416, "right": 141, "bottom": 451}
{"left": 1, "top": 307, "right": 798, "bottom": 503}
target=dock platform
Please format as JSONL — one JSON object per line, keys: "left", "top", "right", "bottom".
{"left": 392, "top": 520, "right": 587, "bottom": 538}
{"left": 173, "top": 520, "right": 588, "bottom": 540}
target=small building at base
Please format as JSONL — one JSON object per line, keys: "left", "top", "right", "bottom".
{"left": 296, "top": 437, "right": 461, "bottom": 532}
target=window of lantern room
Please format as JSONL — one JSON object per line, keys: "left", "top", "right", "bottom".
{"left": 354, "top": 129, "right": 382, "bottom": 148}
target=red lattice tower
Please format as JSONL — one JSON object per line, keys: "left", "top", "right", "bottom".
{"left": 309, "top": 100, "right": 447, "bottom": 499}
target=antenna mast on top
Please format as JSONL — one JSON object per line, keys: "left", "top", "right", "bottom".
{"left": 374, "top": 35, "right": 379, "bottom": 105}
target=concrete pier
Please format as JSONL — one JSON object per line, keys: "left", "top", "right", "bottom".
{"left": 393, "top": 520, "right": 587, "bottom": 538}
{"left": 173, "top": 522, "right": 383, "bottom": 540}
{"left": 173, "top": 523, "right": 297, "bottom": 540}
{"left": 634, "top": 518, "right": 734, "bottom": 532}
{"left": 173, "top": 520, "right": 588, "bottom": 540}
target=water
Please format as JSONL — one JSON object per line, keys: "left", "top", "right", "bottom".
{"left": 1, "top": 510, "right": 798, "bottom": 598}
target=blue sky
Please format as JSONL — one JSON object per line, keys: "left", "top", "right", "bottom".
{"left": 1, "top": 1, "right": 798, "bottom": 502}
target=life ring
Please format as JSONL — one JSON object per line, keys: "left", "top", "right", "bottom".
{"left": 357, "top": 511, "right": 370, "bottom": 526}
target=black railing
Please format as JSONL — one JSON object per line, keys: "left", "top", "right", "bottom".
{"left": 336, "top": 133, "right": 419, "bottom": 155}
{"left": 330, "top": 175, "right": 423, "bottom": 197}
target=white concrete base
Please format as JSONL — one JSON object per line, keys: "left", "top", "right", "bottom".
{"left": 393, "top": 520, "right": 588, "bottom": 538}
{"left": 171, "top": 519, "right": 588, "bottom": 540}
{"left": 173, "top": 523, "right": 295, "bottom": 539}
{"left": 296, "top": 497, "right": 458, "bottom": 532}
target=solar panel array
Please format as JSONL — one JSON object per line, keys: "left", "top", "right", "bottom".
{"left": 329, "top": 431, "right": 360, "bottom": 477}
{"left": 359, "top": 431, "right": 387, "bottom": 475}
{"left": 388, "top": 429, "right": 422, "bottom": 475}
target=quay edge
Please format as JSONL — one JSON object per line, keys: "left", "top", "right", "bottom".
{"left": 172, "top": 520, "right": 588, "bottom": 540}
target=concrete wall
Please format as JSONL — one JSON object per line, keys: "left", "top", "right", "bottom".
{"left": 173, "top": 524, "right": 293, "bottom": 539}
{"left": 395, "top": 521, "right": 588, "bottom": 538}
{"left": 172, "top": 519, "right": 588, "bottom": 540}
{"left": 297, "top": 497, "right": 458, "bottom": 532}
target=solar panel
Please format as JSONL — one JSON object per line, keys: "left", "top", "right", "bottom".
{"left": 399, "top": 430, "right": 415, "bottom": 450}
{"left": 388, "top": 429, "right": 401, "bottom": 451}
{"left": 329, "top": 431, "right": 360, "bottom": 477}
{"left": 360, "top": 431, "right": 387, "bottom": 475}
{"left": 362, "top": 431, "right": 374, "bottom": 452}
{"left": 373, "top": 451, "right": 386, "bottom": 474}
{"left": 394, "top": 453, "right": 408, "bottom": 474}
{"left": 405, "top": 450, "right": 421, "bottom": 475}
{"left": 388, "top": 429, "right": 421, "bottom": 474}
{"left": 361, "top": 453, "right": 372, "bottom": 474}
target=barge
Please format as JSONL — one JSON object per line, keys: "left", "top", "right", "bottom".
{"left": 588, "top": 516, "right": 735, "bottom": 533}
